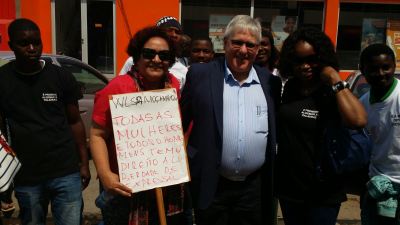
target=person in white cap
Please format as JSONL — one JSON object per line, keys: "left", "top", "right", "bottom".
{"left": 119, "top": 16, "right": 189, "bottom": 91}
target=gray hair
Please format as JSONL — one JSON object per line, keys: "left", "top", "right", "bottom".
{"left": 223, "top": 15, "right": 262, "bottom": 44}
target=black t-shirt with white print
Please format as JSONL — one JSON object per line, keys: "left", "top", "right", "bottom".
{"left": 275, "top": 77, "right": 346, "bottom": 204}
{"left": 0, "top": 60, "right": 81, "bottom": 185}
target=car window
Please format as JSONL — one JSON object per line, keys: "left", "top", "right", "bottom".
{"left": 59, "top": 62, "right": 107, "bottom": 94}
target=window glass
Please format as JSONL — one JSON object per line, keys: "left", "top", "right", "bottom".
{"left": 337, "top": 3, "right": 400, "bottom": 71}
{"left": 182, "top": 0, "right": 251, "bottom": 53}
{"left": 59, "top": 61, "right": 107, "bottom": 94}
{"left": 181, "top": 0, "right": 324, "bottom": 53}
{"left": 254, "top": 0, "right": 324, "bottom": 51}
{"left": 55, "top": 0, "right": 82, "bottom": 60}
{"left": 55, "top": 0, "right": 114, "bottom": 74}
{"left": 87, "top": 0, "right": 114, "bottom": 74}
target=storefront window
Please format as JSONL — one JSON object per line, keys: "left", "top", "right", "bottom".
{"left": 181, "top": 0, "right": 324, "bottom": 53}
{"left": 87, "top": 0, "right": 114, "bottom": 74}
{"left": 181, "top": 0, "right": 251, "bottom": 53}
{"left": 337, "top": 2, "right": 400, "bottom": 71}
{"left": 55, "top": 0, "right": 82, "bottom": 60}
{"left": 254, "top": 0, "right": 324, "bottom": 51}
{"left": 54, "top": 0, "right": 114, "bottom": 74}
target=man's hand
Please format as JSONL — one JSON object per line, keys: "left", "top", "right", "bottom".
{"left": 80, "top": 164, "right": 91, "bottom": 190}
{"left": 65, "top": 103, "right": 91, "bottom": 190}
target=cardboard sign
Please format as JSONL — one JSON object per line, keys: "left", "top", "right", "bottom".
{"left": 109, "top": 88, "right": 190, "bottom": 193}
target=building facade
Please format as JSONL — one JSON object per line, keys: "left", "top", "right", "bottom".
{"left": 0, "top": 0, "right": 399, "bottom": 78}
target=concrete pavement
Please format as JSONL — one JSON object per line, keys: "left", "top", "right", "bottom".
{"left": 3, "top": 160, "right": 363, "bottom": 225}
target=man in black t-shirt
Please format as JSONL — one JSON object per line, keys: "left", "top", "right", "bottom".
{"left": 0, "top": 18, "right": 90, "bottom": 225}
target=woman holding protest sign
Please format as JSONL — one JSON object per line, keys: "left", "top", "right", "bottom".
{"left": 274, "top": 27, "right": 367, "bottom": 225}
{"left": 90, "top": 26, "right": 184, "bottom": 225}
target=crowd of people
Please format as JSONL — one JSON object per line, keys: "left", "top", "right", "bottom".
{"left": 0, "top": 14, "right": 399, "bottom": 225}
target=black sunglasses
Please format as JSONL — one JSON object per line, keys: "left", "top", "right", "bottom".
{"left": 141, "top": 48, "right": 172, "bottom": 61}
{"left": 293, "top": 55, "right": 320, "bottom": 65}
{"left": 230, "top": 39, "right": 258, "bottom": 49}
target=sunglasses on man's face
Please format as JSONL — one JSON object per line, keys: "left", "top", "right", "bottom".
{"left": 230, "top": 39, "right": 258, "bottom": 49}
{"left": 141, "top": 48, "right": 172, "bottom": 61}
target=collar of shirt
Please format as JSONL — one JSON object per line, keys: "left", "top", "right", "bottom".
{"left": 177, "top": 57, "right": 189, "bottom": 67}
{"left": 224, "top": 60, "right": 259, "bottom": 86}
{"left": 370, "top": 78, "right": 398, "bottom": 104}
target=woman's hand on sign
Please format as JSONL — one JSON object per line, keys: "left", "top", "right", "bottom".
{"left": 101, "top": 171, "right": 132, "bottom": 197}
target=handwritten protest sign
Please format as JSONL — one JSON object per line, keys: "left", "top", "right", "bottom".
{"left": 109, "top": 88, "right": 190, "bottom": 193}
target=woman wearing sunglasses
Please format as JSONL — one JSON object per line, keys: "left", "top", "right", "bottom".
{"left": 89, "top": 26, "right": 184, "bottom": 225}
{"left": 274, "top": 27, "right": 366, "bottom": 225}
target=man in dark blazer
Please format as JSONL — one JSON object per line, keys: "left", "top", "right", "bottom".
{"left": 180, "top": 15, "right": 281, "bottom": 225}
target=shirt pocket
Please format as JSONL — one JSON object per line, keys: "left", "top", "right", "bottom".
{"left": 254, "top": 106, "right": 268, "bottom": 134}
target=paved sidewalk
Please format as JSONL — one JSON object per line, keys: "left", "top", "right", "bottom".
{"left": 275, "top": 194, "right": 362, "bottom": 225}
{"left": 2, "top": 160, "right": 363, "bottom": 225}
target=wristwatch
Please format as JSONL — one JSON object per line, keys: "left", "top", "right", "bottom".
{"left": 332, "top": 81, "right": 350, "bottom": 93}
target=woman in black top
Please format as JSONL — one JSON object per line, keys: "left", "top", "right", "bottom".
{"left": 275, "top": 27, "right": 366, "bottom": 225}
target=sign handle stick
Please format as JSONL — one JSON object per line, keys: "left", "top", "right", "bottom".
{"left": 155, "top": 188, "right": 167, "bottom": 225}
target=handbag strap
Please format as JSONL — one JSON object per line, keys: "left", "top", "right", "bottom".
{"left": 0, "top": 135, "right": 15, "bottom": 157}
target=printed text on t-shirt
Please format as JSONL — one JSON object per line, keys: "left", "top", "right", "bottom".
{"left": 301, "top": 109, "right": 319, "bottom": 119}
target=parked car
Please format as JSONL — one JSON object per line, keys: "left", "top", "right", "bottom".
{"left": 346, "top": 70, "right": 400, "bottom": 98}
{"left": 0, "top": 52, "right": 109, "bottom": 148}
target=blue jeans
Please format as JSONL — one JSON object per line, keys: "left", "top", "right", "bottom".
{"left": 279, "top": 199, "right": 340, "bottom": 225}
{"left": 15, "top": 172, "right": 82, "bottom": 225}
